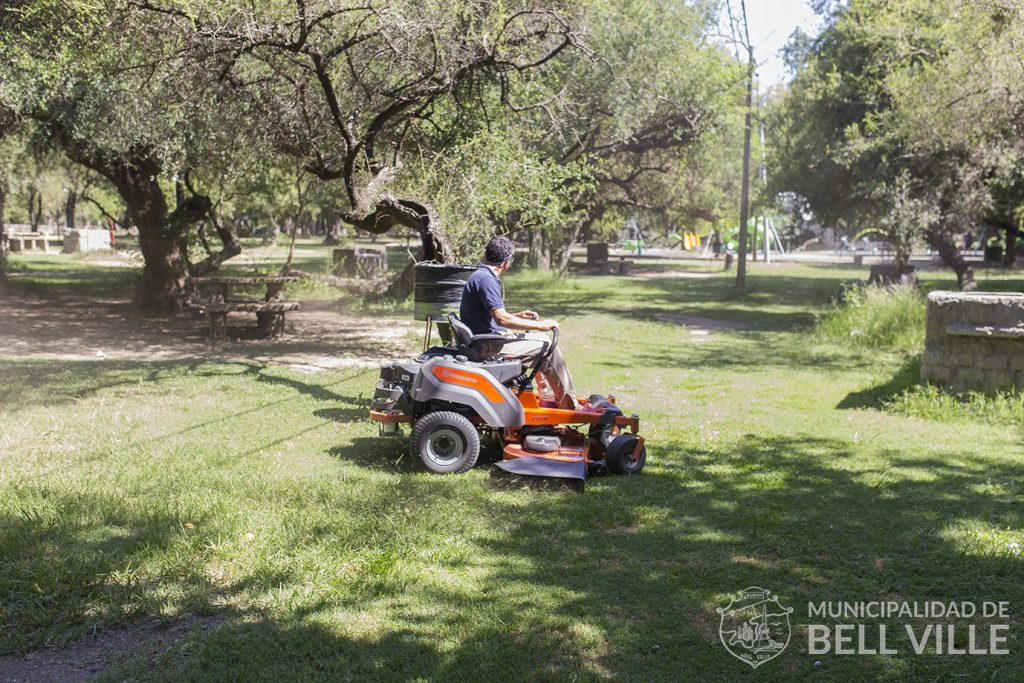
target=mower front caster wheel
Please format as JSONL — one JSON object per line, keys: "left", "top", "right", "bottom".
{"left": 411, "top": 411, "right": 480, "bottom": 474}
{"left": 606, "top": 434, "right": 646, "bottom": 475}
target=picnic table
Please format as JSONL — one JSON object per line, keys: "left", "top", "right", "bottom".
{"left": 190, "top": 275, "right": 300, "bottom": 339}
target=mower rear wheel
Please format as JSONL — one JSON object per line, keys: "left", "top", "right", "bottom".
{"left": 606, "top": 433, "right": 646, "bottom": 475}
{"left": 411, "top": 411, "right": 480, "bottom": 474}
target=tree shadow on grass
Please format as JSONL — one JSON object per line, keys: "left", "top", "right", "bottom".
{"left": 241, "top": 363, "right": 370, "bottom": 422}
{"left": 615, "top": 305, "right": 818, "bottom": 333}
{"left": 589, "top": 330, "right": 856, "bottom": 373}
{"left": 0, "top": 488, "right": 224, "bottom": 656}
{"left": 444, "top": 433, "right": 1024, "bottom": 681}
{"left": 8, "top": 432, "right": 1024, "bottom": 683}
{"left": 328, "top": 438, "right": 419, "bottom": 473}
{"left": 623, "top": 272, "right": 848, "bottom": 310}
{"left": 506, "top": 272, "right": 839, "bottom": 332}
{"left": 0, "top": 359, "right": 230, "bottom": 409}
{"left": 0, "top": 358, "right": 370, "bottom": 421}
{"left": 69, "top": 431, "right": 1024, "bottom": 681}
{"left": 837, "top": 355, "right": 922, "bottom": 410}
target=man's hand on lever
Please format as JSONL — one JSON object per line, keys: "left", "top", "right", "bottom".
{"left": 516, "top": 310, "right": 557, "bottom": 331}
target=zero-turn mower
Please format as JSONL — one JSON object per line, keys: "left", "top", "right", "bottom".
{"left": 369, "top": 314, "right": 646, "bottom": 489}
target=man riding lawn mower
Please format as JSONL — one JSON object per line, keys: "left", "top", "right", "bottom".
{"left": 369, "top": 237, "right": 647, "bottom": 487}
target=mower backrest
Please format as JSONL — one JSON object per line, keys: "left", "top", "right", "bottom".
{"left": 448, "top": 314, "right": 474, "bottom": 347}
{"left": 446, "top": 314, "right": 509, "bottom": 362}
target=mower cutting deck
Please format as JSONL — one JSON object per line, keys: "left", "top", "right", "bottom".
{"left": 369, "top": 314, "right": 646, "bottom": 488}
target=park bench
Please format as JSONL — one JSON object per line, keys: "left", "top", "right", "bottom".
{"left": 190, "top": 275, "right": 300, "bottom": 340}
{"left": 7, "top": 233, "right": 52, "bottom": 252}
{"left": 194, "top": 299, "right": 300, "bottom": 339}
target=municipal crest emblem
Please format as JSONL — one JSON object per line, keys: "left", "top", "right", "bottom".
{"left": 716, "top": 586, "right": 794, "bottom": 669}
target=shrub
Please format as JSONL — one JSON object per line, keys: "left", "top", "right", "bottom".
{"left": 816, "top": 284, "right": 925, "bottom": 353}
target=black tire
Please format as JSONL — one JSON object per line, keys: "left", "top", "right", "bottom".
{"left": 606, "top": 433, "right": 646, "bottom": 475}
{"left": 411, "top": 411, "right": 480, "bottom": 474}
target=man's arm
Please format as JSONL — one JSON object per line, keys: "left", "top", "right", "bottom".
{"left": 491, "top": 307, "right": 558, "bottom": 331}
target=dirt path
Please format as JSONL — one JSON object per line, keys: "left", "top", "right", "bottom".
{"left": 649, "top": 311, "right": 750, "bottom": 342}
{"left": 0, "top": 289, "right": 415, "bottom": 372}
{"left": 0, "top": 615, "right": 223, "bottom": 683}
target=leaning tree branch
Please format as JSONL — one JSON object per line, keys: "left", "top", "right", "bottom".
{"left": 81, "top": 193, "right": 126, "bottom": 228}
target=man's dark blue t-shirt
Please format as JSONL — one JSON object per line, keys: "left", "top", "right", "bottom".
{"left": 460, "top": 265, "right": 506, "bottom": 335}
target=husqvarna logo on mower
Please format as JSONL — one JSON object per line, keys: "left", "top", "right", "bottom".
{"left": 716, "top": 587, "right": 794, "bottom": 669}
{"left": 441, "top": 368, "right": 475, "bottom": 384}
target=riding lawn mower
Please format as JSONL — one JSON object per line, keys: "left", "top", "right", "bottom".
{"left": 369, "top": 314, "right": 647, "bottom": 489}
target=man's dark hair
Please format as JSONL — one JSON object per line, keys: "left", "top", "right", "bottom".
{"left": 484, "top": 235, "right": 516, "bottom": 265}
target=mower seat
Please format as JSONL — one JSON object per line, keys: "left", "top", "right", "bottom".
{"left": 447, "top": 314, "right": 514, "bottom": 362}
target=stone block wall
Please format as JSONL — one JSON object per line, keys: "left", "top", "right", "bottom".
{"left": 921, "top": 291, "right": 1024, "bottom": 393}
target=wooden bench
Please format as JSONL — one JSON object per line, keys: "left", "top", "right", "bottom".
{"left": 190, "top": 299, "right": 299, "bottom": 339}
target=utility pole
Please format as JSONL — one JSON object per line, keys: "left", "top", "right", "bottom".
{"left": 735, "top": 42, "right": 754, "bottom": 299}
{"left": 727, "top": 0, "right": 756, "bottom": 298}
{"left": 759, "top": 88, "right": 769, "bottom": 263}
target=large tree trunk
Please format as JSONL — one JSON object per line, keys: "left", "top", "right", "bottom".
{"left": 930, "top": 229, "right": 977, "bottom": 291}
{"left": 134, "top": 229, "right": 191, "bottom": 309}
{"left": 983, "top": 215, "right": 1022, "bottom": 268}
{"left": 324, "top": 219, "right": 343, "bottom": 245}
{"left": 527, "top": 229, "right": 550, "bottom": 270}
{"left": 28, "top": 186, "right": 42, "bottom": 232}
{"left": 112, "top": 165, "right": 207, "bottom": 310}
{"left": 46, "top": 121, "right": 207, "bottom": 310}
{"left": 557, "top": 222, "right": 585, "bottom": 274}
{"left": 64, "top": 190, "right": 76, "bottom": 229}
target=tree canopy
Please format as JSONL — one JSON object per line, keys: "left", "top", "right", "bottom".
{"left": 1, "top": 0, "right": 741, "bottom": 306}
{"left": 9, "top": 0, "right": 1017, "bottom": 304}
{"left": 769, "top": 0, "right": 1024, "bottom": 288}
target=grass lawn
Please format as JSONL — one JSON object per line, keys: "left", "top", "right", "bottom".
{"left": 1, "top": 253, "right": 1022, "bottom": 681}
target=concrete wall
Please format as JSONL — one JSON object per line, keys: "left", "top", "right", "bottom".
{"left": 62, "top": 229, "right": 112, "bottom": 253}
{"left": 921, "top": 291, "right": 1024, "bottom": 393}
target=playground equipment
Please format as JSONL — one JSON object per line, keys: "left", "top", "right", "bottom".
{"left": 702, "top": 216, "right": 787, "bottom": 259}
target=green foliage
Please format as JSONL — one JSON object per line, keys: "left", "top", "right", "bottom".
{"left": 397, "top": 128, "right": 589, "bottom": 262}
{"left": 815, "top": 284, "right": 925, "bottom": 353}
{"left": 3, "top": 0, "right": 746, "bottom": 275}
{"left": 770, "top": 0, "right": 1024, "bottom": 267}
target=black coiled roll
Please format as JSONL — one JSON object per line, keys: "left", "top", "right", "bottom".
{"left": 413, "top": 263, "right": 477, "bottom": 321}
